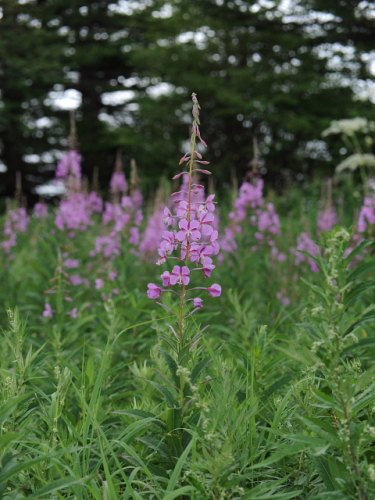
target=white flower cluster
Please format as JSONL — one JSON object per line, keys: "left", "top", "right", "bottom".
{"left": 322, "top": 118, "right": 375, "bottom": 137}
{"left": 336, "top": 153, "right": 375, "bottom": 173}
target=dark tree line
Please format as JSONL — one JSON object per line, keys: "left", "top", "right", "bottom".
{"left": 1, "top": 0, "right": 375, "bottom": 204}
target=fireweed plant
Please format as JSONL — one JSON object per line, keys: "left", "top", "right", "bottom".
{"left": 147, "top": 93, "right": 221, "bottom": 350}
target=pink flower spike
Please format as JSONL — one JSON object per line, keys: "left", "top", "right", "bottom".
{"left": 161, "top": 271, "right": 171, "bottom": 287}
{"left": 193, "top": 298, "right": 203, "bottom": 308}
{"left": 207, "top": 284, "right": 221, "bottom": 297}
{"left": 170, "top": 265, "right": 190, "bottom": 286}
{"left": 147, "top": 283, "right": 163, "bottom": 299}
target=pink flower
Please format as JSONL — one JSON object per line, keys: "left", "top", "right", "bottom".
{"left": 163, "top": 207, "right": 173, "bottom": 226}
{"left": 43, "top": 303, "right": 53, "bottom": 318}
{"left": 193, "top": 298, "right": 203, "bottom": 308}
{"left": 147, "top": 283, "right": 163, "bottom": 299}
{"left": 95, "top": 278, "right": 105, "bottom": 289}
{"left": 69, "top": 308, "right": 78, "bottom": 318}
{"left": 207, "top": 230, "right": 219, "bottom": 255}
{"left": 34, "top": 202, "right": 49, "bottom": 219}
{"left": 201, "top": 259, "right": 215, "bottom": 278}
{"left": 64, "top": 259, "right": 79, "bottom": 268}
{"left": 159, "top": 231, "right": 178, "bottom": 256}
{"left": 170, "top": 266, "right": 190, "bottom": 286}
{"left": 176, "top": 219, "right": 201, "bottom": 242}
{"left": 161, "top": 271, "right": 171, "bottom": 286}
{"left": 110, "top": 171, "right": 128, "bottom": 194}
{"left": 198, "top": 212, "right": 214, "bottom": 236}
{"left": 207, "top": 284, "right": 222, "bottom": 297}
{"left": 109, "top": 271, "right": 118, "bottom": 281}
{"left": 205, "top": 194, "right": 216, "bottom": 212}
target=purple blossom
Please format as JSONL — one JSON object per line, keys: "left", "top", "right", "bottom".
{"left": 198, "top": 211, "right": 214, "bottom": 236}
{"left": 177, "top": 219, "right": 201, "bottom": 242}
{"left": 95, "top": 278, "right": 105, "bottom": 289}
{"left": 257, "top": 203, "right": 281, "bottom": 235}
{"left": 1, "top": 208, "right": 30, "bottom": 256}
{"left": 109, "top": 271, "right": 118, "bottom": 281}
{"left": 69, "top": 308, "right": 79, "bottom": 318}
{"left": 94, "top": 233, "right": 121, "bottom": 259}
{"left": 358, "top": 197, "right": 375, "bottom": 233}
{"left": 56, "top": 150, "right": 82, "bottom": 180}
{"left": 201, "top": 258, "right": 215, "bottom": 278}
{"left": 317, "top": 208, "right": 338, "bottom": 234}
{"left": 293, "top": 232, "right": 321, "bottom": 272}
{"left": 161, "top": 271, "right": 171, "bottom": 286}
{"left": 170, "top": 266, "right": 190, "bottom": 286}
{"left": 163, "top": 207, "right": 174, "bottom": 226}
{"left": 33, "top": 202, "right": 49, "bottom": 219}
{"left": 129, "top": 226, "right": 140, "bottom": 245}
{"left": 147, "top": 93, "right": 221, "bottom": 325}
{"left": 64, "top": 259, "right": 79, "bottom": 268}
{"left": 207, "top": 284, "right": 222, "bottom": 297}
{"left": 43, "top": 303, "right": 53, "bottom": 318}
{"left": 139, "top": 206, "right": 165, "bottom": 255}
{"left": 55, "top": 193, "right": 95, "bottom": 231}
{"left": 70, "top": 275, "right": 89, "bottom": 286}
{"left": 158, "top": 231, "right": 179, "bottom": 258}
{"left": 110, "top": 171, "right": 128, "bottom": 194}
{"left": 147, "top": 283, "right": 163, "bottom": 299}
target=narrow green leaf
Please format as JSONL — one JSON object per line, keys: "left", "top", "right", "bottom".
{"left": 29, "top": 475, "right": 92, "bottom": 498}
{"left": 315, "top": 457, "right": 336, "bottom": 491}
{"left": 0, "top": 433, "right": 20, "bottom": 453}
{"left": 137, "top": 437, "right": 173, "bottom": 465}
{"left": 112, "top": 409, "right": 166, "bottom": 430}
{"left": 159, "top": 347, "right": 179, "bottom": 387}
{"left": 250, "top": 443, "right": 307, "bottom": 469}
{"left": 149, "top": 381, "right": 179, "bottom": 408}
{"left": 300, "top": 278, "right": 327, "bottom": 304}
{"left": 344, "top": 239, "right": 374, "bottom": 266}
{"left": 161, "top": 486, "right": 194, "bottom": 500}
{"left": 167, "top": 439, "right": 193, "bottom": 491}
{"left": 166, "top": 407, "right": 182, "bottom": 433}
{"left": 300, "top": 416, "right": 339, "bottom": 443}
{"left": 191, "top": 356, "right": 212, "bottom": 384}
{"left": 0, "top": 397, "right": 27, "bottom": 426}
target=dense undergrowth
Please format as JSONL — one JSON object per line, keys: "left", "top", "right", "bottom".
{"left": 1, "top": 97, "right": 375, "bottom": 499}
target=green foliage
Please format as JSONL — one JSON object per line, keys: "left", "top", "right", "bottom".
{"left": 2, "top": 190, "right": 375, "bottom": 499}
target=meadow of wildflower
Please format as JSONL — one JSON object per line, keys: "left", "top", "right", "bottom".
{"left": 1, "top": 95, "right": 375, "bottom": 500}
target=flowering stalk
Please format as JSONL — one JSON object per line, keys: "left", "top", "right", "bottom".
{"left": 147, "top": 93, "right": 221, "bottom": 351}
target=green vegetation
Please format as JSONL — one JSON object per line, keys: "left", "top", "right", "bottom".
{"left": 1, "top": 185, "right": 375, "bottom": 498}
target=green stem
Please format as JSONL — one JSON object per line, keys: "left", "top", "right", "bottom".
{"left": 177, "top": 127, "right": 198, "bottom": 352}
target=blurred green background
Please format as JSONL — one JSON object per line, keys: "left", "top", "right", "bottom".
{"left": 1, "top": 0, "right": 375, "bottom": 203}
